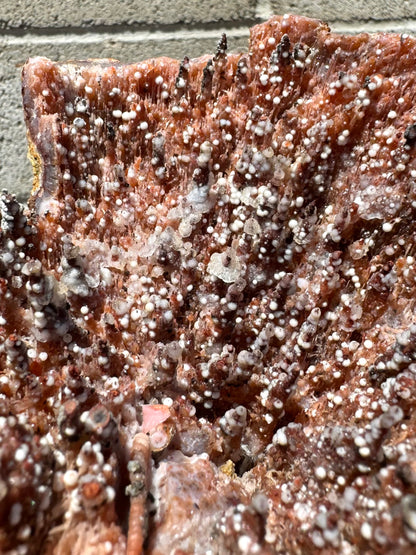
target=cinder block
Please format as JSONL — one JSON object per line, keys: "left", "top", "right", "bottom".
{"left": 261, "top": 0, "right": 414, "bottom": 23}
{"left": 0, "top": 0, "right": 257, "bottom": 29}
{"left": 0, "top": 75, "right": 29, "bottom": 201}
{"left": 0, "top": 29, "right": 250, "bottom": 201}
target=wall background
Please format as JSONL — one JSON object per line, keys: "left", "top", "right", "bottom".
{"left": 1, "top": 0, "right": 415, "bottom": 201}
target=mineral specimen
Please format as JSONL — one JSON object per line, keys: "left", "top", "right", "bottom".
{"left": 1, "top": 12, "right": 416, "bottom": 554}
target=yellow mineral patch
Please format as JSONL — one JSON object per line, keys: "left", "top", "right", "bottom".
{"left": 219, "top": 459, "right": 236, "bottom": 478}
{"left": 27, "top": 135, "right": 41, "bottom": 194}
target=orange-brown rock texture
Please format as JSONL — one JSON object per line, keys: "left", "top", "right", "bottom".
{"left": 1, "top": 13, "right": 416, "bottom": 554}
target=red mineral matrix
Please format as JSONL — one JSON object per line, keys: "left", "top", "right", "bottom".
{"left": 1, "top": 13, "right": 416, "bottom": 554}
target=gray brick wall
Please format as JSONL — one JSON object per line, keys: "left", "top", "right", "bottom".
{"left": 1, "top": 0, "right": 416, "bottom": 201}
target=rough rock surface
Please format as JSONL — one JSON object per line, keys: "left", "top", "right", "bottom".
{"left": 1, "top": 13, "right": 416, "bottom": 554}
